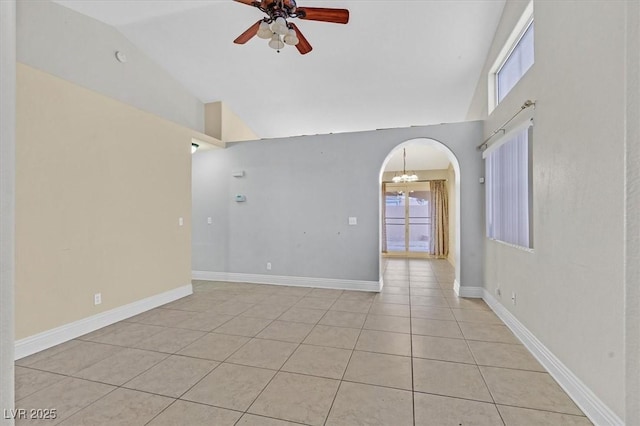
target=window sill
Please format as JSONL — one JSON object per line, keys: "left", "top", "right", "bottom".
{"left": 487, "top": 238, "right": 534, "bottom": 253}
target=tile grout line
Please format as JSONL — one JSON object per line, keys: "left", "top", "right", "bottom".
{"left": 24, "top": 359, "right": 584, "bottom": 424}
{"left": 453, "top": 285, "right": 507, "bottom": 426}
{"left": 238, "top": 293, "right": 345, "bottom": 425}
{"left": 72, "top": 301, "right": 270, "bottom": 425}
{"left": 409, "top": 259, "right": 417, "bottom": 426}
{"left": 138, "top": 302, "right": 278, "bottom": 425}
{"left": 139, "top": 290, "right": 293, "bottom": 424}
{"left": 143, "top": 398, "right": 180, "bottom": 426}
{"left": 51, "top": 381, "right": 122, "bottom": 425}
{"left": 321, "top": 293, "right": 372, "bottom": 426}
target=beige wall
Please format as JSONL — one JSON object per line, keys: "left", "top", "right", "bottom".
{"left": 468, "top": 0, "right": 625, "bottom": 418}
{"left": 205, "top": 101, "right": 258, "bottom": 143}
{"left": 15, "top": 64, "right": 194, "bottom": 339}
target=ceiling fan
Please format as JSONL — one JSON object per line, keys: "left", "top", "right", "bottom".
{"left": 233, "top": 0, "right": 349, "bottom": 55}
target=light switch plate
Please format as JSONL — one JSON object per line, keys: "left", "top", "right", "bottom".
{"left": 348, "top": 217, "right": 357, "bottom": 225}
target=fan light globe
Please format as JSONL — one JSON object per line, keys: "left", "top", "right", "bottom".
{"left": 284, "top": 29, "right": 299, "bottom": 45}
{"left": 257, "top": 21, "right": 272, "bottom": 39}
{"left": 272, "top": 17, "right": 288, "bottom": 35}
{"left": 268, "top": 34, "right": 284, "bottom": 50}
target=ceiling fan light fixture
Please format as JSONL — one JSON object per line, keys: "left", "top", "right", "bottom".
{"left": 233, "top": 0, "right": 349, "bottom": 54}
{"left": 272, "top": 17, "right": 288, "bottom": 35}
{"left": 284, "top": 29, "right": 299, "bottom": 45}
{"left": 257, "top": 21, "right": 272, "bottom": 39}
{"left": 268, "top": 33, "right": 285, "bottom": 50}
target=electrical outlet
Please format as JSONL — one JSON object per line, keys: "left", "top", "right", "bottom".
{"left": 511, "top": 292, "right": 517, "bottom": 305}
{"left": 266, "top": 262, "right": 272, "bottom": 270}
{"left": 178, "top": 217, "right": 184, "bottom": 226}
{"left": 94, "top": 293, "right": 102, "bottom": 305}
{"left": 207, "top": 217, "right": 212, "bottom": 224}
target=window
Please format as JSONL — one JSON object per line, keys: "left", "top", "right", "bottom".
{"left": 497, "top": 21, "right": 534, "bottom": 103}
{"left": 488, "top": 1, "right": 534, "bottom": 111}
{"left": 383, "top": 182, "right": 431, "bottom": 253}
{"left": 485, "top": 126, "right": 532, "bottom": 248}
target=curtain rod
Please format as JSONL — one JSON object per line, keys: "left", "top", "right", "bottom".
{"left": 477, "top": 100, "right": 536, "bottom": 151}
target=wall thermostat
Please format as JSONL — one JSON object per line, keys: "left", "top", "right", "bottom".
{"left": 235, "top": 195, "right": 246, "bottom": 202}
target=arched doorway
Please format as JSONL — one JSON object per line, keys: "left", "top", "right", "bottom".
{"left": 379, "top": 138, "right": 461, "bottom": 288}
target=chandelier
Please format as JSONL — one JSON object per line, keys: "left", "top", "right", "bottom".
{"left": 392, "top": 148, "right": 418, "bottom": 183}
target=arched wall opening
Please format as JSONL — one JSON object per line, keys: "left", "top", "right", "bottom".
{"left": 379, "top": 138, "right": 462, "bottom": 291}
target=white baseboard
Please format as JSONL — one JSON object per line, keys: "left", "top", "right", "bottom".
{"left": 483, "top": 290, "right": 623, "bottom": 426}
{"left": 15, "top": 284, "right": 192, "bottom": 360}
{"left": 453, "top": 280, "right": 484, "bottom": 298}
{"left": 192, "top": 271, "right": 380, "bottom": 293}
{"left": 458, "top": 285, "right": 484, "bottom": 298}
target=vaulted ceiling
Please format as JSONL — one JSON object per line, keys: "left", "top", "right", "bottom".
{"left": 53, "top": 0, "right": 505, "bottom": 139}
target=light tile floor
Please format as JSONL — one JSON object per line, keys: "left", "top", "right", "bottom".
{"left": 14, "top": 259, "right": 593, "bottom": 425}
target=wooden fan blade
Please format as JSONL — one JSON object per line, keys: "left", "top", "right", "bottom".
{"left": 233, "top": 20, "right": 262, "bottom": 44}
{"left": 291, "top": 23, "right": 312, "bottom": 55}
{"left": 233, "top": 0, "right": 259, "bottom": 6}
{"left": 297, "top": 7, "right": 349, "bottom": 24}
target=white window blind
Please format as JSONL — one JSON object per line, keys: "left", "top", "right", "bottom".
{"left": 497, "top": 21, "right": 534, "bottom": 104}
{"left": 485, "top": 127, "right": 532, "bottom": 248}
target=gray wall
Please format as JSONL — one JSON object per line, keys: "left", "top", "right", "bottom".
{"left": 192, "top": 121, "right": 484, "bottom": 287}
{"left": 625, "top": 1, "right": 640, "bottom": 423}
{"left": 17, "top": 0, "right": 204, "bottom": 132}
{"left": 468, "top": 0, "right": 629, "bottom": 419}
{"left": 1, "top": 0, "right": 16, "bottom": 423}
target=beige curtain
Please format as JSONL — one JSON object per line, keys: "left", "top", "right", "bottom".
{"left": 381, "top": 184, "right": 387, "bottom": 252}
{"left": 430, "top": 181, "right": 449, "bottom": 258}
